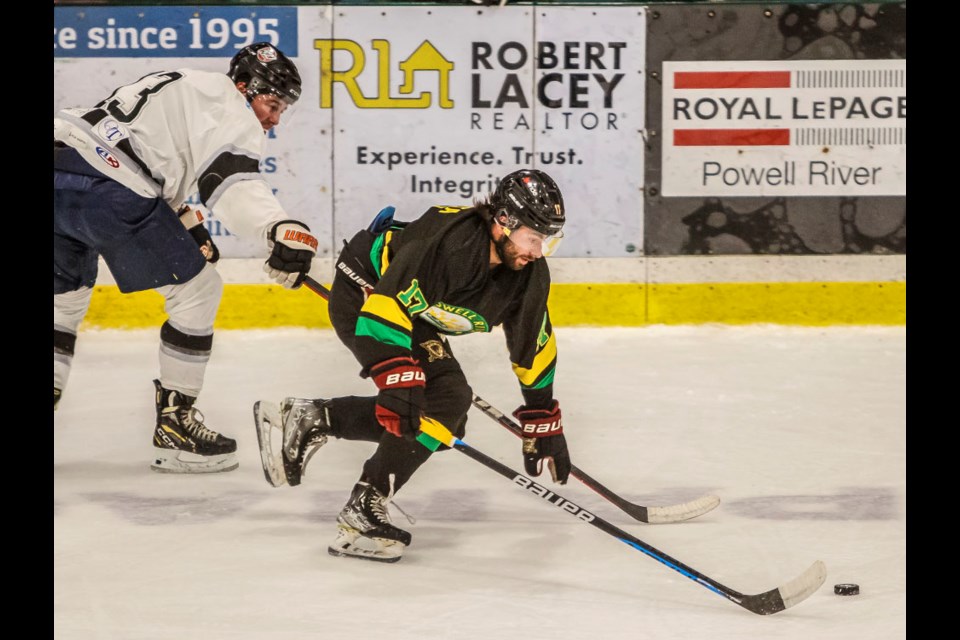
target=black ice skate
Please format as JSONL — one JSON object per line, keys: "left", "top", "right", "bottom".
{"left": 253, "top": 397, "right": 331, "bottom": 487}
{"left": 328, "top": 481, "right": 413, "bottom": 563}
{"left": 151, "top": 380, "right": 238, "bottom": 474}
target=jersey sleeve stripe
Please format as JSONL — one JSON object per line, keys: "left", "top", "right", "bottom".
{"left": 521, "top": 365, "right": 556, "bottom": 390}
{"left": 355, "top": 316, "right": 412, "bottom": 349}
{"left": 370, "top": 233, "right": 386, "bottom": 276}
{"left": 380, "top": 230, "right": 393, "bottom": 273}
{"left": 197, "top": 149, "right": 260, "bottom": 205}
{"left": 369, "top": 230, "right": 394, "bottom": 278}
{"left": 360, "top": 293, "right": 413, "bottom": 331}
{"left": 511, "top": 332, "right": 558, "bottom": 387}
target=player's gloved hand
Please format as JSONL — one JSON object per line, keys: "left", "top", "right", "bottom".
{"left": 514, "top": 400, "right": 571, "bottom": 484}
{"left": 369, "top": 356, "right": 426, "bottom": 441}
{"left": 265, "top": 220, "right": 318, "bottom": 289}
{"left": 178, "top": 205, "right": 220, "bottom": 264}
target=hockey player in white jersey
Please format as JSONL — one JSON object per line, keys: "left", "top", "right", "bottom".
{"left": 53, "top": 42, "right": 317, "bottom": 474}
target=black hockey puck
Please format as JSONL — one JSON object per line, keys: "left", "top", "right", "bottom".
{"left": 834, "top": 583, "right": 860, "bottom": 596}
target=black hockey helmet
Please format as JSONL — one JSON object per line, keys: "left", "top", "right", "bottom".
{"left": 493, "top": 169, "right": 566, "bottom": 236}
{"left": 228, "top": 42, "right": 302, "bottom": 105}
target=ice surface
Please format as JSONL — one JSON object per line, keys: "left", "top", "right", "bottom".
{"left": 54, "top": 325, "right": 906, "bottom": 639}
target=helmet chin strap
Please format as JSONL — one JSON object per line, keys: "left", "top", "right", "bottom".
{"left": 488, "top": 216, "right": 512, "bottom": 266}
{"left": 493, "top": 232, "right": 511, "bottom": 264}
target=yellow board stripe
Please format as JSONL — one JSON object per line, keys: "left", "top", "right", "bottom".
{"left": 360, "top": 293, "right": 413, "bottom": 331}
{"left": 79, "top": 281, "right": 905, "bottom": 330}
{"left": 547, "top": 282, "right": 906, "bottom": 326}
{"left": 648, "top": 282, "right": 905, "bottom": 326}
{"left": 512, "top": 332, "right": 558, "bottom": 386}
{"left": 82, "top": 285, "right": 336, "bottom": 330}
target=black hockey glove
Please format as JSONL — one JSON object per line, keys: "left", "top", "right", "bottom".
{"left": 178, "top": 205, "right": 220, "bottom": 263}
{"left": 265, "top": 220, "right": 318, "bottom": 289}
{"left": 513, "top": 400, "right": 571, "bottom": 484}
{"left": 370, "top": 356, "right": 426, "bottom": 441}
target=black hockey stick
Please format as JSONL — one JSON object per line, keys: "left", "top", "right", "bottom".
{"left": 470, "top": 394, "right": 720, "bottom": 524}
{"left": 302, "top": 274, "right": 334, "bottom": 300}
{"left": 415, "top": 416, "right": 826, "bottom": 615}
{"left": 300, "top": 274, "right": 718, "bottom": 523}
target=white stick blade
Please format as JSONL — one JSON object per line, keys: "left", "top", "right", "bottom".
{"left": 779, "top": 560, "right": 828, "bottom": 610}
{"left": 646, "top": 495, "right": 721, "bottom": 524}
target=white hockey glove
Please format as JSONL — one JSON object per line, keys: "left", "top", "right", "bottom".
{"left": 265, "top": 220, "right": 318, "bottom": 289}
{"left": 178, "top": 205, "right": 220, "bottom": 263}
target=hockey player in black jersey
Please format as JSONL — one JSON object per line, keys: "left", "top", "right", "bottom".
{"left": 254, "top": 169, "right": 571, "bottom": 562}
{"left": 54, "top": 43, "right": 318, "bottom": 474}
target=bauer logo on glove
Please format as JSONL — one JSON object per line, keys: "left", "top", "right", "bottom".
{"left": 520, "top": 416, "right": 562, "bottom": 435}
{"left": 385, "top": 369, "right": 426, "bottom": 386}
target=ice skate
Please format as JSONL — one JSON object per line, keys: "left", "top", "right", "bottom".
{"left": 254, "top": 397, "right": 331, "bottom": 487}
{"left": 151, "top": 380, "right": 238, "bottom": 474}
{"left": 328, "top": 481, "right": 412, "bottom": 563}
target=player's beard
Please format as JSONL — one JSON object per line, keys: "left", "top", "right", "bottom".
{"left": 494, "top": 234, "right": 537, "bottom": 271}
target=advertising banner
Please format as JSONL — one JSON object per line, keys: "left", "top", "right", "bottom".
{"left": 661, "top": 59, "right": 905, "bottom": 197}
{"left": 54, "top": 4, "right": 646, "bottom": 260}
{"left": 325, "top": 5, "right": 645, "bottom": 257}
{"left": 53, "top": 5, "right": 299, "bottom": 58}
{"left": 644, "top": 2, "right": 906, "bottom": 256}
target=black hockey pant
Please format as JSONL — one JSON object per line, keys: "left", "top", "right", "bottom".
{"left": 326, "top": 268, "right": 472, "bottom": 497}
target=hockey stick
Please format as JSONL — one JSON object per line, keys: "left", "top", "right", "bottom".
{"left": 299, "top": 274, "right": 718, "bottom": 523}
{"left": 415, "top": 417, "right": 826, "bottom": 615}
{"left": 470, "top": 394, "right": 720, "bottom": 524}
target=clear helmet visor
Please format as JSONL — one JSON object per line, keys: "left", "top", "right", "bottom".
{"left": 504, "top": 224, "right": 565, "bottom": 258}
{"left": 541, "top": 231, "right": 564, "bottom": 257}
{"left": 245, "top": 78, "right": 300, "bottom": 127}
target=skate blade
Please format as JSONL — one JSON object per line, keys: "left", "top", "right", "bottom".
{"left": 327, "top": 546, "right": 402, "bottom": 564}
{"left": 328, "top": 527, "right": 405, "bottom": 563}
{"left": 150, "top": 448, "right": 238, "bottom": 474}
{"left": 253, "top": 400, "right": 287, "bottom": 487}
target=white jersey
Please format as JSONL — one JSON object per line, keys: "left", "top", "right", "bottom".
{"left": 53, "top": 68, "right": 289, "bottom": 245}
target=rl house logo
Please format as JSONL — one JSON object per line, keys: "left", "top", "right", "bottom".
{"left": 312, "top": 37, "right": 627, "bottom": 123}
{"left": 314, "top": 39, "right": 454, "bottom": 109}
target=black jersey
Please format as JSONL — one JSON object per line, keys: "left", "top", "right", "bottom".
{"left": 340, "top": 205, "right": 556, "bottom": 402}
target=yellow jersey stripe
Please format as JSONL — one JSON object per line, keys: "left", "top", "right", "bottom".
{"left": 512, "top": 332, "right": 557, "bottom": 386}
{"left": 361, "top": 293, "right": 412, "bottom": 331}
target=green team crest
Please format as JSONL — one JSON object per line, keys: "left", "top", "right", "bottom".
{"left": 420, "top": 301, "right": 490, "bottom": 335}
